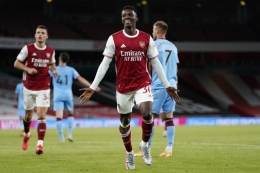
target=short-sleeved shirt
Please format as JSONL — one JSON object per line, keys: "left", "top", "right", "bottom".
{"left": 103, "top": 29, "right": 158, "bottom": 94}
{"left": 17, "top": 43, "right": 56, "bottom": 91}
{"left": 151, "top": 39, "right": 179, "bottom": 90}
{"left": 15, "top": 82, "right": 24, "bottom": 109}
{"left": 50, "top": 66, "right": 79, "bottom": 101}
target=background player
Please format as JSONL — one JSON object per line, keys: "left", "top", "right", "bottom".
{"left": 15, "top": 81, "right": 25, "bottom": 136}
{"left": 135, "top": 21, "right": 179, "bottom": 157}
{"left": 50, "top": 52, "right": 100, "bottom": 142}
{"left": 14, "top": 25, "right": 58, "bottom": 155}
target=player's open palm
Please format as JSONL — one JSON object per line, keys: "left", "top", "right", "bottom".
{"left": 78, "top": 88, "right": 95, "bottom": 104}
{"left": 166, "top": 87, "right": 180, "bottom": 103}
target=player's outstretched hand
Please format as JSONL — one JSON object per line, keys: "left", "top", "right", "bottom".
{"left": 166, "top": 87, "right": 180, "bottom": 103}
{"left": 78, "top": 88, "right": 95, "bottom": 104}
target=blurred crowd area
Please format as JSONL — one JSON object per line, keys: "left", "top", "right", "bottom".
{"left": 0, "top": 0, "right": 259, "bottom": 41}
{"left": 0, "top": 0, "right": 259, "bottom": 73}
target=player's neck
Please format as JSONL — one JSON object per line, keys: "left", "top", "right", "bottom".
{"left": 157, "top": 35, "right": 165, "bottom": 39}
{"left": 35, "top": 42, "right": 45, "bottom": 48}
{"left": 59, "top": 63, "right": 66, "bottom": 66}
{"left": 124, "top": 27, "right": 137, "bottom": 36}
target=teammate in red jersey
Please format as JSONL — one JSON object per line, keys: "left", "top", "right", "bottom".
{"left": 78, "top": 6, "right": 180, "bottom": 169}
{"left": 14, "top": 25, "right": 58, "bottom": 155}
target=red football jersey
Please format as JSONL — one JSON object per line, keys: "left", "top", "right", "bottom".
{"left": 103, "top": 30, "right": 158, "bottom": 93}
{"left": 17, "top": 43, "right": 55, "bottom": 91}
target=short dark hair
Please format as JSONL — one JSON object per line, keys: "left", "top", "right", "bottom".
{"left": 154, "top": 21, "right": 168, "bottom": 34}
{"left": 37, "top": 25, "right": 48, "bottom": 34}
{"left": 60, "top": 52, "right": 70, "bottom": 63}
{"left": 122, "top": 5, "right": 137, "bottom": 14}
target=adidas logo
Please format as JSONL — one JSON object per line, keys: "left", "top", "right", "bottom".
{"left": 121, "top": 44, "right": 126, "bottom": 48}
{"left": 32, "top": 52, "right": 37, "bottom": 56}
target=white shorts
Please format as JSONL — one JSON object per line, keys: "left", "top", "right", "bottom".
{"left": 116, "top": 85, "right": 153, "bottom": 114}
{"left": 23, "top": 87, "right": 50, "bottom": 110}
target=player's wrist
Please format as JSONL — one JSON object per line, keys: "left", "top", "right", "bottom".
{"left": 24, "top": 67, "right": 29, "bottom": 72}
{"left": 89, "top": 85, "right": 96, "bottom": 91}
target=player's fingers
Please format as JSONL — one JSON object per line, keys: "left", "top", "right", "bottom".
{"left": 171, "top": 94, "right": 180, "bottom": 102}
{"left": 78, "top": 94, "right": 83, "bottom": 99}
{"left": 80, "top": 97, "right": 86, "bottom": 104}
{"left": 79, "top": 88, "right": 88, "bottom": 91}
{"left": 175, "top": 96, "right": 180, "bottom": 102}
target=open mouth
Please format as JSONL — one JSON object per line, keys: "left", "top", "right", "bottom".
{"left": 125, "top": 19, "right": 131, "bottom": 24}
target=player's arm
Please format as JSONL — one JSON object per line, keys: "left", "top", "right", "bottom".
{"left": 89, "top": 56, "right": 112, "bottom": 90}
{"left": 76, "top": 76, "right": 101, "bottom": 92}
{"left": 79, "top": 36, "right": 114, "bottom": 104}
{"left": 78, "top": 56, "right": 111, "bottom": 104}
{"left": 49, "top": 63, "right": 58, "bottom": 77}
{"left": 151, "top": 58, "right": 180, "bottom": 102}
{"left": 150, "top": 58, "right": 170, "bottom": 88}
{"left": 14, "top": 59, "right": 32, "bottom": 73}
{"left": 49, "top": 51, "right": 58, "bottom": 77}
{"left": 14, "top": 46, "right": 37, "bottom": 75}
{"left": 14, "top": 59, "right": 38, "bottom": 75}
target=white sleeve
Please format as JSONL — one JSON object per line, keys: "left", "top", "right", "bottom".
{"left": 50, "top": 51, "right": 56, "bottom": 64}
{"left": 151, "top": 58, "right": 171, "bottom": 88}
{"left": 147, "top": 36, "right": 158, "bottom": 59}
{"left": 103, "top": 35, "right": 115, "bottom": 58}
{"left": 17, "top": 46, "right": 28, "bottom": 62}
{"left": 89, "top": 56, "right": 112, "bottom": 90}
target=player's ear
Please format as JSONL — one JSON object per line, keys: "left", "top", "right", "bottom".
{"left": 136, "top": 17, "right": 138, "bottom": 22}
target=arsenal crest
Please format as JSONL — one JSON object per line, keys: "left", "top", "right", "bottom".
{"left": 46, "top": 53, "right": 50, "bottom": 58}
{"left": 139, "top": 41, "right": 145, "bottom": 48}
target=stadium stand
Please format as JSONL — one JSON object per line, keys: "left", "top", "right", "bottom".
{"left": 1, "top": 0, "right": 260, "bottom": 117}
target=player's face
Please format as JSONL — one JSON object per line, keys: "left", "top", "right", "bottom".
{"left": 152, "top": 25, "right": 158, "bottom": 40}
{"left": 122, "top": 9, "right": 138, "bottom": 28}
{"left": 35, "top": 28, "right": 48, "bottom": 44}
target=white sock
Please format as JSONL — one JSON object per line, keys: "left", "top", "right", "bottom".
{"left": 126, "top": 150, "right": 134, "bottom": 154}
{"left": 25, "top": 132, "right": 31, "bottom": 137}
{"left": 165, "top": 146, "right": 172, "bottom": 153}
{"left": 37, "top": 140, "right": 44, "bottom": 146}
{"left": 140, "top": 140, "right": 148, "bottom": 147}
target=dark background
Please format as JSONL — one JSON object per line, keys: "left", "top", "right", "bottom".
{"left": 0, "top": 0, "right": 259, "bottom": 116}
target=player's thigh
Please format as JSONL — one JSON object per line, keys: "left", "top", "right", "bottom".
{"left": 23, "top": 87, "right": 36, "bottom": 110}
{"left": 35, "top": 89, "right": 50, "bottom": 107}
{"left": 162, "top": 95, "right": 176, "bottom": 113}
{"left": 135, "top": 85, "right": 153, "bottom": 106}
{"left": 53, "top": 100, "right": 65, "bottom": 111}
{"left": 36, "top": 106, "right": 49, "bottom": 118}
{"left": 116, "top": 91, "right": 135, "bottom": 114}
{"left": 152, "top": 89, "right": 166, "bottom": 115}
{"left": 64, "top": 99, "right": 74, "bottom": 111}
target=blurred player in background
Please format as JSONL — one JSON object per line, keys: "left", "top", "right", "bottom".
{"left": 14, "top": 25, "right": 58, "bottom": 155}
{"left": 50, "top": 52, "right": 100, "bottom": 142}
{"left": 135, "top": 21, "right": 179, "bottom": 157}
{"left": 15, "top": 82, "right": 25, "bottom": 136}
{"left": 78, "top": 6, "right": 180, "bottom": 170}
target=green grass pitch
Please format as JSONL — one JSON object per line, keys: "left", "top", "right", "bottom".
{"left": 0, "top": 125, "right": 259, "bottom": 173}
